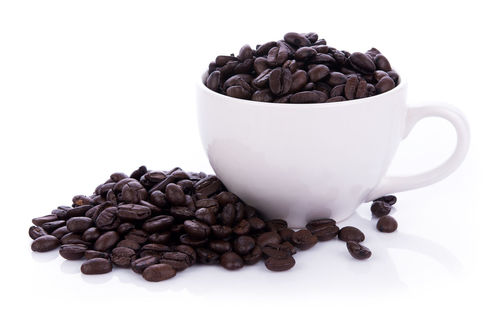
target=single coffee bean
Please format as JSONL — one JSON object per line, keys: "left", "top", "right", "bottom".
{"left": 174, "top": 245, "right": 197, "bottom": 266}
{"left": 284, "top": 32, "right": 311, "bottom": 47}
{"left": 289, "top": 90, "right": 322, "bottom": 103}
{"left": 117, "top": 239, "right": 141, "bottom": 252}
{"left": 349, "top": 52, "right": 376, "bottom": 73}
{"left": 371, "top": 201, "right": 392, "bottom": 217}
{"left": 355, "top": 79, "right": 368, "bottom": 99}
{"left": 130, "top": 165, "right": 148, "bottom": 180}
{"left": 248, "top": 217, "right": 266, "bottom": 231}
{"left": 184, "top": 220, "right": 211, "bottom": 239}
{"left": 81, "top": 258, "right": 113, "bottom": 275}
{"left": 95, "top": 207, "right": 119, "bottom": 230}
{"left": 111, "top": 247, "right": 137, "bottom": 267}
{"left": 306, "top": 218, "right": 336, "bottom": 231}
{"left": 344, "top": 75, "right": 359, "bottom": 100}
{"left": 61, "top": 232, "right": 86, "bottom": 245}
{"left": 305, "top": 32, "right": 318, "bottom": 43}
{"left": 251, "top": 89, "right": 274, "bottom": 102}
{"left": 196, "top": 248, "right": 219, "bottom": 264}
{"left": 142, "top": 215, "right": 174, "bottom": 233}
{"left": 375, "top": 76, "right": 395, "bottom": 93}
{"left": 66, "top": 217, "right": 93, "bottom": 233}
{"left": 295, "top": 47, "right": 317, "bottom": 60}
{"left": 238, "top": 44, "right": 253, "bottom": 61}
{"left": 209, "top": 240, "right": 232, "bottom": 254}
{"left": 291, "top": 229, "right": 318, "bottom": 250}
{"left": 290, "top": 70, "right": 308, "bottom": 93}
{"left": 256, "top": 232, "right": 282, "bottom": 247}
{"left": 94, "top": 231, "right": 120, "bottom": 251}
{"left": 179, "top": 234, "right": 207, "bottom": 247}
{"left": 387, "top": 70, "right": 399, "bottom": 83}
{"left": 233, "top": 235, "right": 255, "bottom": 255}
{"left": 278, "top": 228, "right": 294, "bottom": 242}
{"left": 121, "top": 180, "right": 148, "bottom": 203}
{"left": 220, "top": 252, "right": 244, "bottom": 270}
{"left": 374, "top": 195, "right": 397, "bottom": 205}
{"left": 262, "top": 243, "right": 293, "bottom": 259}
{"left": 346, "top": 241, "right": 372, "bottom": 260}
{"left": 265, "top": 256, "right": 295, "bottom": 272}
{"left": 84, "top": 250, "right": 109, "bottom": 260}
{"left": 194, "top": 175, "right": 222, "bottom": 198}
{"left": 253, "top": 57, "right": 268, "bottom": 74}
{"left": 117, "top": 204, "right": 151, "bottom": 221}
{"left": 143, "top": 264, "right": 176, "bottom": 282}
{"left": 117, "top": 222, "right": 135, "bottom": 235}
{"left": 31, "top": 235, "right": 60, "bottom": 252}
{"left": 233, "top": 219, "right": 250, "bottom": 235}
{"left": 41, "top": 220, "right": 66, "bottom": 233}
{"left": 160, "top": 252, "right": 191, "bottom": 271}
{"left": 73, "top": 195, "right": 94, "bottom": 206}
{"left": 221, "top": 204, "right": 236, "bottom": 226}
{"left": 327, "top": 96, "right": 345, "bottom": 102}
{"left": 131, "top": 255, "right": 159, "bottom": 274}
{"left": 210, "top": 225, "right": 232, "bottom": 239}
{"left": 374, "top": 54, "right": 392, "bottom": 71}
{"left": 243, "top": 245, "right": 262, "bottom": 265}
{"left": 269, "top": 67, "right": 292, "bottom": 96}
{"left": 328, "top": 72, "right": 347, "bottom": 86}
{"left": 29, "top": 226, "right": 47, "bottom": 240}
{"left": 377, "top": 215, "right": 398, "bottom": 233}
{"left": 338, "top": 226, "right": 365, "bottom": 242}
{"left": 308, "top": 64, "right": 329, "bottom": 82}
{"left": 59, "top": 244, "right": 88, "bottom": 260}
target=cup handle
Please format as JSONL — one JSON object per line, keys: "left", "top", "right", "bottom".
{"left": 365, "top": 102, "right": 471, "bottom": 202}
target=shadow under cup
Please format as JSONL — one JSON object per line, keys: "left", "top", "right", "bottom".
{"left": 197, "top": 71, "right": 408, "bottom": 227}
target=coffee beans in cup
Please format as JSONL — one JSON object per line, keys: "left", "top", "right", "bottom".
{"left": 205, "top": 32, "right": 399, "bottom": 103}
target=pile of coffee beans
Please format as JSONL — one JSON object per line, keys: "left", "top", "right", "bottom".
{"left": 205, "top": 32, "right": 399, "bottom": 103}
{"left": 29, "top": 166, "right": 398, "bottom": 282}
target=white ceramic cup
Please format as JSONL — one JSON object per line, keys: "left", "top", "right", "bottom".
{"left": 196, "top": 72, "right": 470, "bottom": 227}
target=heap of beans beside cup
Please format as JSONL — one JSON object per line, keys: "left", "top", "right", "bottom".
{"left": 205, "top": 32, "right": 399, "bottom": 103}
{"left": 29, "top": 166, "right": 399, "bottom": 282}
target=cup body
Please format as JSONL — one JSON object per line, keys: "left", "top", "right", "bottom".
{"left": 197, "top": 73, "right": 408, "bottom": 226}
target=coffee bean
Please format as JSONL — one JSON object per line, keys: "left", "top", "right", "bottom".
{"left": 355, "top": 79, "right": 368, "bottom": 99}
{"left": 131, "top": 256, "right": 159, "bottom": 274}
{"left": 387, "top": 70, "right": 399, "bottom": 83}
{"left": 328, "top": 72, "right": 347, "bottom": 86}
{"left": 220, "top": 252, "right": 244, "bottom": 270}
{"left": 29, "top": 226, "right": 47, "bottom": 240}
{"left": 184, "top": 220, "right": 211, "bottom": 239}
{"left": 289, "top": 90, "right": 322, "bottom": 103}
{"left": 196, "top": 248, "right": 219, "bottom": 264}
{"left": 233, "top": 219, "right": 250, "bottom": 235}
{"left": 179, "top": 234, "right": 207, "bottom": 247}
{"left": 66, "top": 217, "right": 93, "bottom": 233}
{"left": 210, "top": 225, "right": 232, "bottom": 239}
{"left": 278, "top": 228, "right": 294, "bottom": 242}
{"left": 61, "top": 232, "right": 86, "bottom": 245}
{"left": 269, "top": 68, "right": 292, "bottom": 96}
{"left": 117, "top": 222, "right": 135, "bottom": 235}
{"left": 284, "top": 32, "right": 311, "bottom": 47}
{"left": 94, "top": 231, "right": 120, "bottom": 251}
{"left": 306, "top": 218, "right": 339, "bottom": 241}
{"left": 308, "top": 64, "right": 329, "bottom": 82}
{"left": 117, "top": 239, "right": 141, "bottom": 252}
{"left": 84, "top": 250, "right": 109, "bottom": 260}
{"left": 295, "top": 47, "right": 317, "bottom": 61}
{"left": 95, "top": 207, "right": 119, "bottom": 230}
{"left": 117, "top": 204, "right": 151, "bottom": 221}
{"left": 160, "top": 252, "right": 191, "bottom": 271}
{"left": 31, "top": 235, "right": 60, "bottom": 252}
{"left": 374, "top": 195, "right": 397, "bottom": 205}
{"left": 262, "top": 243, "right": 293, "bottom": 259}
{"left": 256, "top": 41, "right": 277, "bottom": 56}
{"left": 243, "top": 246, "right": 262, "bottom": 265}
{"left": 349, "top": 52, "right": 376, "bottom": 73}
{"left": 256, "top": 232, "right": 282, "bottom": 247}
{"left": 346, "top": 241, "right": 372, "bottom": 260}
{"left": 265, "top": 256, "right": 295, "bottom": 272}
{"left": 344, "top": 75, "right": 359, "bottom": 100}
{"left": 248, "top": 217, "right": 266, "bottom": 231}
{"left": 81, "top": 258, "right": 112, "bottom": 275}
{"left": 111, "top": 247, "right": 136, "bottom": 267}
{"left": 194, "top": 176, "right": 222, "bottom": 198}
{"left": 221, "top": 204, "right": 236, "bottom": 226}
{"left": 338, "top": 226, "right": 365, "bottom": 242}
{"left": 59, "top": 244, "right": 88, "bottom": 260}
{"left": 290, "top": 70, "right": 308, "bottom": 93}
{"left": 291, "top": 229, "right": 318, "bottom": 250}
{"left": 374, "top": 54, "right": 392, "bottom": 71}
{"left": 377, "top": 216, "right": 398, "bottom": 233}
{"left": 327, "top": 96, "right": 345, "bottom": 102}
{"left": 375, "top": 76, "right": 395, "bottom": 93}
{"left": 41, "top": 220, "right": 66, "bottom": 233}
{"left": 142, "top": 215, "right": 174, "bottom": 233}
{"left": 233, "top": 235, "right": 255, "bottom": 255}
{"left": 371, "top": 201, "right": 392, "bottom": 217}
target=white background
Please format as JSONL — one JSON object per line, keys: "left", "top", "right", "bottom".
{"left": 0, "top": 0, "right": 498, "bottom": 310}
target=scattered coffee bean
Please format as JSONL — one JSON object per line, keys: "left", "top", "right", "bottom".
{"left": 371, "top": 201, "right": 392, "bottom": 217}
{"left": 338, "top": 226, "right": 365, "bottom": 242}
{"left": 31, "top": 235, "right": 60, "bottom": 252}
{"left": 346, "top": 241, "right": 372, "bottom": 260}
{"left": 374, "top": 195, "right": 397, "bottom": 205}
{"left": 377, "top": 216, "right": 398, "bottom": 233}
{"left": 143, "top": 264, "right": 176, "bottom": 282}
{"left": 265, "top": 256, "right": 296, "bottom": 271}
{"left": 29, "top": 226, "right": 47, "bottom": 240}
{"left": 291, "top": 229, "right": 318, "bottom": 250}
{"left": 81, "top": 258, "right": 112, "bottom": 275}
{"left": 220, "top": 252, "right": 244, "bottom": 270}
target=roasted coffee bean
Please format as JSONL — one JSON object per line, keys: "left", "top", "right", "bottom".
{"left": 81, "top": 258, "right": 112, "bottom": 275}
{"left": 371, "top": 201, "right": 392, "bottom": 217}
{"left": 195, "top": 208, "right": 216, "bottom": 225}
{"left": 262, "top": 243, "right": 293, "bottom": 259}
{"left": 284, "top": 32, "right": 311, "bottom": 47}
{"left": 338, "top": 226, "right": 365, "bottom": 242}
{"left": 210, "top": 225, "right": 232, "bottom": 239}
{"left": 375, "top": 76, "right": 395, "bottom": 93}
{"left": 184, "top": 220, "right": 211, "bottom": 239}
{"left": 291, "top": 229, "right": 318, "bottom": 250}
{"left": 269, "top": 68, "right": 292, "bottom": 96}
{"left": 220, "top": 252, "right": 244, "bottom": 270}
{"left": 289, "top": 90, "right": 322, "bottom": 103}
{"left": 142, "top": 215, "right": 174, "bottom": 233}
{"left": 256, "top": 41, "right": 277, "bottom": 56}
{"left": 40, "top": 220, "right": 65, "bottom": 233}
{"left": 278, "top": 228, "right": 294, "bottom": 242}
{"left": 346, "top": 241, "right": 372, "bottom": 260}
{"left": 130, "top": 165, "right": 147, "bottom": 180}
{"left": 117, "top": 222, "right": 135, "bottom": 235}
{"left": 233, "top": 235, "right": 255, "bottom": 255}
{"left": 248, "top": 217, "right": 266, "bottom": 231}
{"left": 374, "top": 54, "right": 392, "bottom": 71}
{"left": 327, "top": 96, "right": 346, "bottom": 102}
{"left": 179, "top": 234, "right": 207, "bottom": 247}
{"left": 387, "top": 70, "right": 399, "bottom": 83}
{"left": 328, "top": 72, "right": 347, "bottom": 86}
{"left": 170, "top": 206, "right": 194, "bottom": 219}
{"left": 209, "top": 240, "right": 232, "bottom": 253}
{"left": 147, "top": 232, "right": 170, "bottom": 244}
{"left": 374, "top": 70, "right": 388, "bottom": 81}
{"left": 94, "top": 231, "right": 120, "bottom": 251}
{"left": 377, "top": 216, "right": 398, "bottom": 233}
{"left": 61, "top": 232, "right": 86, "bottom": 245}
{"left": 131, "top": 256, "right": 159, "bottom": 274}
{"left": 59, "top": 244, "right": 87, "bottom": 260}
{"left": 355, "top": 79, "right": 368, "bottom": 98}
{"left": 254, "top": 57, "right": 268, "bottom": 74}
{"left": 374, "top": 195, "right": 397, "bottom": 205}
{"left": 111, "top": 247, "right": 136, "bottom": 267}
{"left": 82, "top": 227, "right": 100, "bottom": 242}
{"left": 161, "top": 252, "right": 191, "bottom": 271}
{"left": 221, "top": 204, "right": 236, "bottom": 226}
{"left": 31, "top": 235, "right": 60, "bottom": 252}
{"left": 139, "top": 243, "right": 170, "bottom": 258}
{"left": 349, "top": 52, "right": 376, "bottom": 73}
{"left": 29, "top": 226, "right": 47, "bottom": 240}
{"left": 242, "top": 245, "right": 262, "bottom": 265}
{"left": 66, "top": 217, "right": 93, "bottom": 233}
{"left": 196, "top": 248, "right": 219, "bottom": 264}
{"left": 344, "top": 75, "right": 359, "bottom": 100}
{"left": 265, "top": 256, "right": 295, "bottom": 272}
{"left": 84, "top": 250, "right": 109, "bottom": 260}
{"left": 117, "top": 239, "right": 141, "bottom": 252}
{"left": 295, "top": 47, "right": 317, "bottom": 60}
{"left": 233, "top": 219, "right": 250, "bottom": 235}
{"left": 95, "top": 207, "right": 119, "bottom": 230}
{"left": 194, "top": 176, "right": 222, "bottom": 198}
{"left": 125, "top": 229, "right": 148, "bottom": 244}
{"left": 290, "top": 70, "right": 308, "bottom": 93}
{"left": 306, "top": 218, "right": 339, "bottom": 241}
{"left": 117, "top": 204, "right": 151, "bottom": 221}
{"left": 256, "top": 232, "right": 281, "bottom": 247}
{"left": 266, "top": 219, "right": 287, "bottom": 232}
{"left": 73, "top": 195, "right": 94, "bottom": 206}
{"left": 143, "top": 263, "right": 176, "bottom": 282}
{"left": 251, "top": 89, "right": 274, "bottom": 102}
{"left": 308, "top": 64, "right": 329, "bottom": 82}
{"left": 174, "top": 245, "right": 196, "bottom": 265}
{"left": 121, "top": 180, "right": 147, "bottom": 203}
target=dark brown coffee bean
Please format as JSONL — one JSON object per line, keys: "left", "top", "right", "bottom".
{"left": 61, "top": 232, "right": 86, "bottom": 245}
{"left": 223, "top": 74, "right": 253, "bottom": 91}
{"left": 111, "top": 247, "right": 136, "bottom": 267}
{"left": 117, "top": 222, "right": 135, "bottom": 235}
{"left": 355, "top": 79, "right": 368, "bottom": 98}
{"left": 349, "top": 52, "right": 376, "bottom": 73}
{"left": 29, "top": 226, "right": 47, "bottom": 240}
{"left": 59, "top": 244, "right": 88, "bottom": 260}
{"left": 262, "top": 243, "right": 293, "bottom": 259}
{"left": 233, "top": 235, "right": 255, "bottom": 255}
{"left": 31, "top": 235, "right": 60, "bottom": 252}
{"left": 84, "top": 250, "right": 109, "bottom": 260}
{"left": 387, "top": 70, "right": 399, "bottom": 83}
{"left": 81, "top": 258, "right": 112, "bottom": 275}
{"left": 130, "top": 165, "right": 147, "bottom": 180}
{"left": 374, "top": 54, "right": 392, "bottom": 71}
{"left": 338, "top": 226, "right": 365, "bottom": 242}
{"left": 210, "top": 225, "right": 232, "bottom": 239}
{"left": 308, "top": 64, "right": 329, "bottom": 82}
{"left": 344, "top": 75, "right": 359, "bottom": 100}
{"left": 193, "top": 208, "right": 215, "bottom": 226}
{"left": 276, "top": 41, "right": 290, "bottom": 65}
{"left": 328, "top": 72, "right": 347, "bottom": 86}
{"left": 253, "top": 68, "right": 271, "bottom": 88}
{"left": 254, "top": 57, "right": 268, "bottom": 74}
{"left": 184, "top": 220, "right": 211, "bottom": 239}
{"left": 374, "top": 195, "right": 397, "bottom": 205}
{"left": 121, "top": 180, "right": 147, "bottom": 204}
{"left": 81, "top": 227, "right": 100, "bottom": 242}
{"left": 304, "top": 32, "right": 318, "bottom": 43}
{"left": 117, "top": 204, "right": 151, "bottom": 221}
{"left": 243, "top": 245, "right": 262, "bottom": 265}
{"left": 215, "top": 55, "right": 238, "bottom": 67}
{"left": 330, "top": 84, "right": 345, "bottom": 97}
{"left": 161, "top": 252, "right": 191, "bottom": 271}
{"left": 174, "top": 245, "right": 196, "bottom": 265}
{"left": 148, "top": 232, "right": 170, "bottom": 244}
{"left": 256, "top": 232, "right": 281, "bottom": 247}
{"left": 289, "top": 90, "right": 322, "bottom": 103}
{"left": 66, "top": 217, "right": 93, "bottom": 233}
{"left": 374, "top": 70, "right": 389, "bottom": 81}
{"left": 169, "top": 206, "right": 194, "bottom": 219}
{"left": 142, "top": 215, "right": 174, "bottom": 233}
{"left": 312, "top": 45, "right": 329, "bottom": 53}
{"left": 93, "top": 206, "right": 118, "bottom": 230}
{"left": 256, "top": 41, "right": 277, "bottom": 56}
{"left": 220, "top": 252, "right": 244, "bottom": 270}
{"left": 306, "top": 218, "right": 339, "bottom": 241}
{"left": 238, "top": 44, "right": 253, "bottom": 61}
{"left": 375, "top": 76, "right": 395, "bottom": 93}
{"left": 117, "top": 239, "right": 141, "bottom": 252}
{"left": 163, "top": 183, "right": 185, "bottom": 205}
{"left": 221, "top": 204, "right": 236, "bottom": 226}
{"left": 269, "top": 68, "right": 292, "bottom": 96}
{"left": 278, "top": 228, "right": 294, "bottom": 242}
{"left": 209, "top": 240, "right": 232, "bottom": 253}
{"left": 346, "top": 241, "right": 371, "bottom": 260}
{"left": 179, "top": 234, "right": 207, "bottom": 247}
{"left": 94, "top": 231, "right": 120, "bottom": 251}
{"left": 266, "top": 219, "right": 288, "bottom": 232}
{"left": 371, "top": 201, "right": 392, "bottom": 217}
{"left": 326, "top": 96, "right": 345, "bottom": 102}
{"left": 248, "top": 217, "right": 266, "bottom": 231}
{"left": 290, "top": 70, "right": 308, "bottom": 93}
{"left": 291, "top": 229, "right": 318, "bottom": 250}
{"left": 265, "top": 256, "right": 295, "bottom": 271}
{"left": 40, "top": 220, "right": 66, "bottom": 233}
{"left": 377, "top": 216, "right": 398, "bottom": 233}
{"left": 131, "top": 256, "right": 159, "bottom": 274}
{"left": 139, "top": 243, "right": 170, "bottom": 258}
{"left": 274, "top": 94, "right": 292, "bottom": 103}
{"left": 233, "top": 219, "right": 250, "bottom": 235}
{"left": 194, "top": 176, "right": 222, "bottom": 198}
{"left": 284, "top": 32, "right": 311, "bottom": 47}
{"left": 142, "top": 263, "right": 176, "bottom": 282}
{"left": 196, "top": 248, "right": 219, "bottom": 264}
{"left": 295, "top": 47, "right": 317, "bottom": 60}
{"left": 251, "top": 89, "right": 273, "bottom": 102}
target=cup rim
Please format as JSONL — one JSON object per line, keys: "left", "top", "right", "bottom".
{"left": 199, "top": 70, "right": 406, "bottom": 107}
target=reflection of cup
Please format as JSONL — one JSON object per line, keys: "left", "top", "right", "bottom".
{"left": 196, "top": 72, "right": 470, "bottom": 227}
